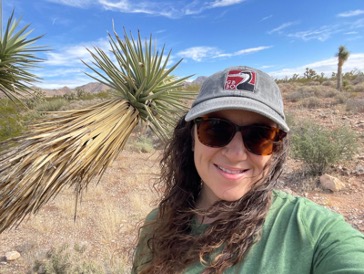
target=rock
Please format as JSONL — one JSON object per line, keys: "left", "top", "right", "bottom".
{"left": 355, "top": 164, "right": 364, "bottom": 175}
{"left": 319, "top": 174, "right": 345, "bottom": 192}
{"left": 5, "top": 251, "right": 20, "bottom": 261}
{"left": 358, "top": 155, "right": 364, "bottom": 160}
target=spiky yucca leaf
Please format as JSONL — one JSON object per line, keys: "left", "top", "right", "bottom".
{"left": 83, "top": 29, "right": 195, "bottom": 141}
{"left": 0, "top": 100, "right": 138, "bottom": 231}
{"left": 0, "top": 11, "right": 48, "bottom": 103}
{"left": 0, "top": 28, "right": 195, "bottom": 233}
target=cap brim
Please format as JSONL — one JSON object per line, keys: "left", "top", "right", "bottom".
{"left": 185, "top": 97, "right": 290, "bottom": 132}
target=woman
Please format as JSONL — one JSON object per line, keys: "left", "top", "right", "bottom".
{"left": 132, "top": 66, "right": 364, "bottom": 273}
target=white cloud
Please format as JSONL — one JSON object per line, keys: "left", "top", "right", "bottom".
{"left": 49, "top": 0, "right": 245, "bottom": 18}
{"left": 177, "top": 47, "right": 221, "bottom": 62}
{"left": 260, "top": 15, "right": 272, "bottom": 22}
{"left": 337, "top": 10, "right": 364, "bottom": 17}
{"left": 177, "top": 45, "right": 271, "bottom": 61}
{"left": 44, "top": 38, "right": 110, "bottom": 66}
{"left": 46, "top": 0, "right": 94, "bottom": 8}
{"left": 287, "top": 25, "right": 340, "bottom": 42}
{"left": 268, "top": 22, "right": 298, "bottom": 34}
{"left": 270, "top": 53, "right": 364, "bottom": 79}
{"left": 209, "top": 0, "right": 246, "bottom": 8}
{"left": 345, "top": 31, "right": 358, "bottom": 35}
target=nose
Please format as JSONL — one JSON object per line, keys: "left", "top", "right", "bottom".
{"left": 222, "top": 131, "right": 248, "bottom": 160}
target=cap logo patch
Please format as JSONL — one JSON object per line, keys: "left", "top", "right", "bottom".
{"left": 224, "top": 69, "right": 256, "bottom": 92}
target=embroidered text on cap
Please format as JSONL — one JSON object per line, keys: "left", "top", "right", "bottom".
{"left": 224, "top": 69, "right": 256, "bottom": 92}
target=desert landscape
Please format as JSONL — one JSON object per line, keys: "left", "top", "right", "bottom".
{"left": 0, "top": 73, "right": 363, "bottom": 273}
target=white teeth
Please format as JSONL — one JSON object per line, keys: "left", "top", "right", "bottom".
{"left": 217, "top": 165, "right": 245, "bottom": 174}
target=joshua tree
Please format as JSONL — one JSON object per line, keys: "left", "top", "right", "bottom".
{"left": 336, "top": 45, "right": 350, "bottom": 91}
{"left": 0, "top": 28, "right": 195, "bottom": 233}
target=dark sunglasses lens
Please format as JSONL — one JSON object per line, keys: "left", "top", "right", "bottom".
{"left": 197, "top": 119, "right": 235, "bottom": 147}
{"left": 243, "top": 126, "right": 277, "bottom": 155}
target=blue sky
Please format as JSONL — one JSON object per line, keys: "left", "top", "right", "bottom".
{"left": 3, "top": 0, "right": 364, "bottom": 89}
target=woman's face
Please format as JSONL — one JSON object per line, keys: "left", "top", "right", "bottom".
{"left": 193, "top": 109, "right": 275, "bottom": 208}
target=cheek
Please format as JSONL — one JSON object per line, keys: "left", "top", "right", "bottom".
{"left": 251, "top": 154, "right": 272, "bottom": 172}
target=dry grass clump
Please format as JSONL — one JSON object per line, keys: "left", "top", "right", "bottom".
{"left": 352, "top": 81, "right": 364, "bottom": 93}
{"left": 317, "top": 87, "right": 340, "bottom": 98}
{"left": 346, "top": 98, "right": 364, "bottom": 113}
{"left": 278, "top": 82, "right": 299, "bottom": 95}
{"left": 298, "top": 97, "right": 322, "bottom": 109}
{"left": 333, "top": 93, "right": 347, "bottom": 105}
{"left": 322, "top": 80, "right": 336, "bottom": 88}
{"left": 284, "top": 87, "right": 312, "bottom": 102}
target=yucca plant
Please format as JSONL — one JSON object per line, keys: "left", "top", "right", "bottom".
{"left": 0, "top": 10, "right": 47, "bottom": 103}
{"left": 0, "top": 28, "right": 196, "bottom": 233}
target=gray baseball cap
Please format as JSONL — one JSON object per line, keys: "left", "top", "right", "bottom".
{"left": 185, "top": 66, "right": 289, "bottom": 132}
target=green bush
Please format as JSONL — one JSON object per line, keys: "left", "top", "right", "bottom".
{"left": 25, "top": 89, "right": 47, "bottom": 109}
{"left": 290, "top": 122, "right": 358, "bottom": 175}
{"left": 35, "top": 98, "right": 69, "bottom": 112}
{"left": 0, "top": 102, "right": 25, "bottom": 142}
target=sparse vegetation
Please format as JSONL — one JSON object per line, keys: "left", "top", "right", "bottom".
{"left": 31, "top": 244, "right": 104, "bottom": 274}
{"left": 0, "top": 66, "right": 363, "bottom": 274}
{"left": 126, "top": 135, "right": 155, "bottom": 153}
{"left": 346, "top": 98, "right": 364, "bottom": 113}
{"left": 290, "top": 121, "right": 358, "bottom": 175}
{"left": 0, "top": 101, "right": 25, "bottom": 142}
{"left": 35, "top": 98, "right": 69, "bottom": 112}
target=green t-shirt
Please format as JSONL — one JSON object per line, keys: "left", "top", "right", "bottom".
{"left": 133, "top": 190, "right": 364, "bottom": 273}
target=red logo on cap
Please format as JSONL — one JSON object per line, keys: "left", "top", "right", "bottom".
{"left": 224, "top": 69, "right": 256, "bottom": 92}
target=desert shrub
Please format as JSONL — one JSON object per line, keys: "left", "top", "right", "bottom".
{"left": 278, "top": 83, "right": 298, "bottom": 96}
{"left": 25, "top": 89, "right": 47, "bottom": 109}
{"left": 0, "top": 102, "right": 25, "bottom": 142}
{"left": 320, "top": 88, "right": 340, "bottom": 98}
{"left": 63, "top": 92, "right": 77, "bottom": 101}
{"left": 352, "top": 74, "right": 364, "bottom": 85}
{"left": 284, "top": 112, "right": 296, "bottom": 129}
{"left": 299, "top": 97, "right": 322, "bottom": 109}
{"left": 333, "top": 93, "right": 347, "bottom": 105}
{"left": 290, "top": 122, "right": 358, "bottom": 175}
{"left": 31, "top": 244, "right": 103, "bottom": 274}
{"left": 352, "top": 82, "right": 364, "bottom": 93}
{"left": 285, "top": 89, "right": 313, "bottom": 102}
{"left": 126, "top": 135, "right": 154, "bottom": 153}
{"left": 322, "top": 80, "right": 335, "bottom": 87}
{"left": 35, "top": 98, "right": 68, "bottom": 112}
{"left": 94, "top": 90, "right": 114, "bottom": 100}
{"left": 346, "top": 98, "right": 364, "bottom": 113}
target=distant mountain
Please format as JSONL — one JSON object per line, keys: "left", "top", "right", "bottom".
{"left": 38, "top": 77, "right": 206, "bottom": 97}
{"left": 39, "top": 82, "right": 110, "bottom": 96}
{"left": 193, "top": 76, "right": 207, "bottom": 85}
{"left": 184, "top": 76, "right": 207, "bottom": 87}
{"left": 77, "top": 82, "right": 110, "bottom": 93}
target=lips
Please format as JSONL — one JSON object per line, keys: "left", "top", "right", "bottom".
{"left": 215, "top": 164, "right": 248, "bottom": 174}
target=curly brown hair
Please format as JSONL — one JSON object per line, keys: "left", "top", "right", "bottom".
{"left": 133, "top": 114, "right": 288, "bottom": 273}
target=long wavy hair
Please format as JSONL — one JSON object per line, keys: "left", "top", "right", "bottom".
{"left": 133, "top": 114, "right": 288, "bottom": 273}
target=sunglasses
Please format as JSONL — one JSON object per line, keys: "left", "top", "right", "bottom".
{"left": 194, "top": 117, "right": 287, "bottom": 155}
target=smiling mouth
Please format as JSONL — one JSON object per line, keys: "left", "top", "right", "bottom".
{"left": 215, "top": 164, "right": 248, "bottom": 174}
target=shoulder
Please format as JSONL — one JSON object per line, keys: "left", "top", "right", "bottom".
{"left": 270, "top": 190, "right": 363, "bottom": 243}
{"left": 144, "top": 208, "right": 159, "bottom": 223}
{"left": 271, "top": 190, "right": 344, "bottom": 219}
